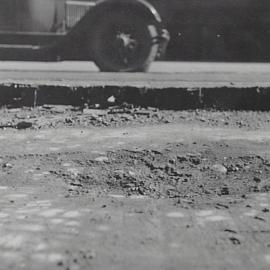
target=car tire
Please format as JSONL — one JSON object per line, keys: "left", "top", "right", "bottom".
{"left": 90, "top": 11, "right": 159, "bottom": 72}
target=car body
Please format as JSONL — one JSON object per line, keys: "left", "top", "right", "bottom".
{"left": 0, "top": 0, "right": 269, "bottom": 71}
{"left": 0, "top": 0, "right": 169, "bottom": 71}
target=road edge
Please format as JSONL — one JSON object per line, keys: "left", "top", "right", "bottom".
{"left": 0, "top": 83, "right": 269, "bottom": 110}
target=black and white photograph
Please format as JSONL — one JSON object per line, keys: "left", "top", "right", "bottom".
{"left": 0, "top": 1, "right": 270, "bottom": 269}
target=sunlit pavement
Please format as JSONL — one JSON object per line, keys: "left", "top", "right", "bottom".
{"left": 1, "top": 61, "right": 270, "bottom": 73}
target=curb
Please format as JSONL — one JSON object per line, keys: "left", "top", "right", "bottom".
{"left": 0, "top": 83, "right": 270, "bottom": 110}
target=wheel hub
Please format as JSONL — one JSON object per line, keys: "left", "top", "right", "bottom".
{"left": 115, "top": 33, "right": 138, "bottom": 52}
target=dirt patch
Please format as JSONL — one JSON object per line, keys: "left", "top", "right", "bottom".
{"left": 57, "top": 142, "right": 270, "bottom": 203}
{"left": 1, "top": 105, "right": 270, "bottom": 130}
{"left": 2, "top": 140, "right": 270, "bottom": 208}
{"left": 1, "top": 109, "right": 270, "bottom": 269}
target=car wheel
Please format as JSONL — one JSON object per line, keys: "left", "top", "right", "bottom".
{"left": 91, "top": 11, "right": 159, "bottom": 72}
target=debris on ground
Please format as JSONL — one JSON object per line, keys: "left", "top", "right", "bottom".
{"left": 1, "top": 106, "right": 270, "bottom": 269}
{"left": 3, "top": 140, "right": 270, "bottom": 207}
{"left": 0, "top": 105, "right": 270, "bottom": 130}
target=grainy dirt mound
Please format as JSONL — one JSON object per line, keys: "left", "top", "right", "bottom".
{"left": 2, "top": 139, "right": 270, "bottom": 207}
{"left": 1, "top": 105, "right": 270, "bottom": 207}
{"left": 37, "top": 141, "right": 270, "bottom": 205}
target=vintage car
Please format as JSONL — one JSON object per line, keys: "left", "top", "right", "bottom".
{"left": 0, "top": 0, "right": 268, "bottom": 72}
{"left": 0, "top": 0, "right": 169, "bottom": 72}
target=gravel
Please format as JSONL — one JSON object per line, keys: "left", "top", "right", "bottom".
{"left": 1, "top": 105, "right": 270, "bottom": 130}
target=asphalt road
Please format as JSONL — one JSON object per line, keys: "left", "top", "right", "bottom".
{"left": 1, "top": 61, "right": 270, "bottom": 87}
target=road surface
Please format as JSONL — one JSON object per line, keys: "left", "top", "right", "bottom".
{"left": 1, "top": 105, "right": 270, "bottom": 270}
{"left": 1, "top": 63, "right": 270, "bottom": 270}
{"left": 1, "top": 61, "right": 270, "bottom": 87}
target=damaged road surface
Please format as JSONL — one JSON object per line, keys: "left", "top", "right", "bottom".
{"left": 1, "top": 107, "right": 270, "bottom": 270}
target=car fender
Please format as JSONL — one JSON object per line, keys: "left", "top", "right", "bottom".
{"left": 93, "top": 0, "right": 162, "bottom": 22}
{"left": 58, "top": 0, "right": 163, "bottom": 59}
{"left": 68, "top": 0, "right": 162, "bottom": 37}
